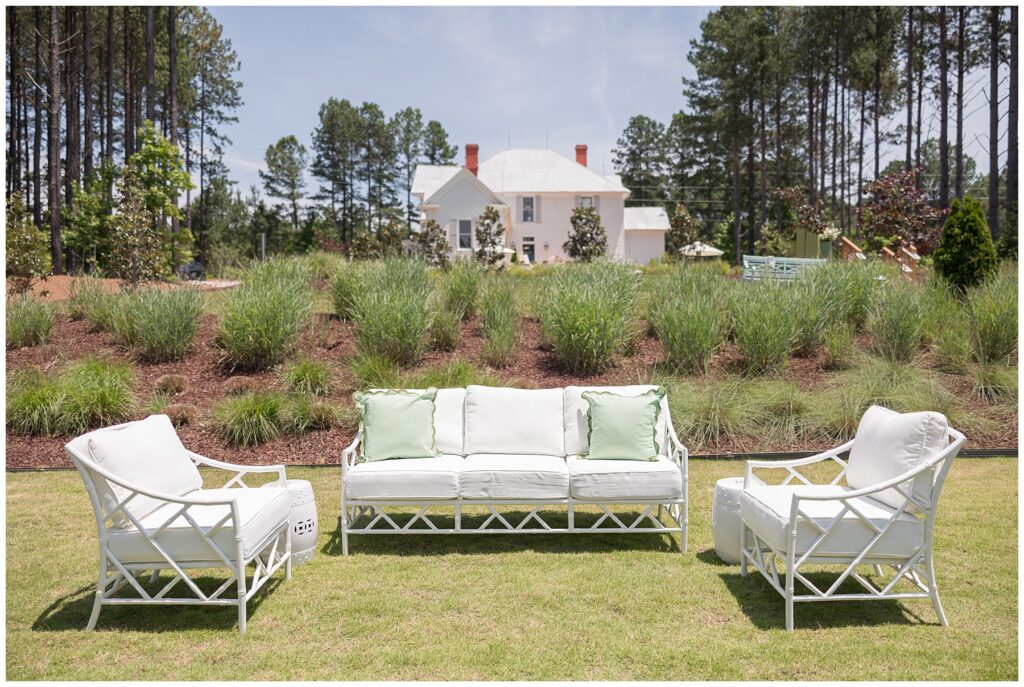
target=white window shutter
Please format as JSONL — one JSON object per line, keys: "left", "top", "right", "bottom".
{"left": 535, "top": 196, "right": 542, "bottom": 224}
{"left": 595, "top": 196, "right": 601, "bottom": 214}
{"left": 517, "top": 196, "right": 523, "bottom": 222}
{"left": 448, "top": 219, "right": 457, "bottom": 248}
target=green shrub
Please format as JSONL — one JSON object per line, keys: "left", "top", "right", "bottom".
{"left": 868, "top": 281, "right": 924, "bottom": 363}
{"left": 214, "top": 392, "right": 285, "bottom": 446}
{"left": 441, "top": 260, "right": 481, "bottom": 319}
{"left": 650, "top": 291, "right": 727, "bottom": 373}
{"left": 965, "top": 265, "right": 1018, "bottom": 365}
{"left": 429, "top": 308, "right": 462, "bottom": 352}
{"left": 330, "top": 262, "right": 363, "bottom": 320}
{"left": 282, "top": 357, "right": 332, "bottom": 396}
{"left": 216, "top": 260, "right": 312, "bottom": 370}
{"left": 111, "top": 288, "right": 204, "bottom": 362}
{"left": 8, "top": 359, "right": 135, "bottom": 436}
{"left": 479, "top": 277, "right": 519, "bottom": 367}
{"left": 5, "top": 192, "right": 51, "bottom": 295}
{"left": 537, "top": 260, "right": 640, "bottom": 374}
{"left": 348, "top": 352, "right": 402, "bottom": 390}
{"left": 730, "top": 281, "right": 798, "bottom": 373}
{"left": 6, "top": 297, "right": 53, "bottom": 348}
{"left": 933, "top": 195, "right": 998, "bottom": 291}
{"left": 351, "top": 258, "right": 432, "bottom": 365}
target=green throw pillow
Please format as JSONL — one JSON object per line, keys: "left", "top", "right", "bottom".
{"left": 582, "top": 388, "right": 666, "bottom": 461}
{"left": 353, "top": 388, "right": 439, "bottom": 462}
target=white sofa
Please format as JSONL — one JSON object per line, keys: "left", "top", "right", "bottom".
{"left": 340, "top": 385, "right": 688, "bottom": 554}
{"left": 66, "top": 415, "right": 292, "bottom": 633}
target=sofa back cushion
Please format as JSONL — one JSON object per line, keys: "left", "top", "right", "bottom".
{"left": 564, "top": 385, "right": 670, "bottom": 457}
{"left": 846, "top": 405, "right": 949, "bottom": 510}
{"left": 464, "top": 385, "right": 565, "bottom": 456}
{"left": 84, "top": 414, "right": 203, "bottom": 528}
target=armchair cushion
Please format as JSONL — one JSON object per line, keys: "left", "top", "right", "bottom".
{"left": 106, "top": 487, "right": 291, "bottom": 564}
{"left": 345, "top": 455, "right": 463, "bottom": 500}
{"left": 567, "top": 455, "right": 682, "bottom": 500}
{"left": 86, "top": 414, "right": 203, "bottom": 528}
{"left": 460, "top": 454, "right": 569, "bottom": 499}
{"left": 846, "top": 405, "right": 949, "bottom": 510}
{"left": 741, "top": 485, "right": 924, "bottom": 558}
{"left": 464, "top": 386, "right": 564, "bottom": 456}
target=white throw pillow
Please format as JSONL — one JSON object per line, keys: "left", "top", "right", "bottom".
{"left": 846, "top": 405, "right": 949, "bottom": 510}
{"left": 464, "top": 386, "right": 565, "bottom": 456}
{"left": 87, "top": 415, "right": 203, "bottom": 527}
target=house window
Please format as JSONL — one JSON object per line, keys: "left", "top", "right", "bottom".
{"left": 458, "top": 219, "right": 473, "bottom": 250}
{"left": 579, "top": 196, "right": 594, "bottom": 209}
{"left": 522, "top": 196, "right": 535, "bottom": 222}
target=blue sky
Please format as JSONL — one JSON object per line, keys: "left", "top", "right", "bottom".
{"left": 208, "top": 5, "right": 1004, "bottom": 200}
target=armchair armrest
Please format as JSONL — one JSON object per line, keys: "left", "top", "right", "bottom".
{"left": 666, "top": 421, "right": 688, "bottom": 466}
{"left": 744, "top": 440, "right": 854, "bottom": 488}
{"left": 187, "top": 451, "right": 287, "bottom": 488}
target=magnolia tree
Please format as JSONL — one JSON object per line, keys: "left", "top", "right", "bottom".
{"left": 857, "top": 169, "right": 945, "bottom": 252}
{"left": 666, "top": 204, "right": 701, "bottom": 257}
{"left": 475, "top": 206, "right": 505, "bottom": 267}
{"left": 414, "top": 219, "right": 450, "bottom": 269}
{"left": 5, "top": 193, "right": 51, "bottom": 295}
{"left": 563, "top": 206, "right": 607, "bottom": 261}
{"left": 108, "top": 170, "right": 168, "bottom": 289}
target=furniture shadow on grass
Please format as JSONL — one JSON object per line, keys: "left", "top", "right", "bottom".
{"left": 716, "top": 568, "right": 937, "bottom": 630}
{"left": 323, "top": 509, "right": 683, "bottom": 556}
{"left": 32, "top": 575, "right": 283, "bottom": 633}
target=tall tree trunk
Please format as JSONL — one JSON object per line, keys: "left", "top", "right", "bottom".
{"left": 33, "top": 6, "right": 42, "bottom": 225}
{"left": 988, "top": 7, "right": 1001, "bottom": 239}
{"left": 758, "top": 85, "right": 768, "bottom": 230}
{"left": 841, "top": 68, "right": 848, "bottom": 231}
{"left": 48, "top": 6, "right": 63, "bottom": 274}
{"left": 915, "top": 9, "right": 924, "bottom": 188}
{"left": 169, "top": 7, "right": 180, "bottom": 244}
{"left": 123, "top": 7, "right": 133, "bottom": 159}
{"left": 831, "top": 26, "right": 840, "bottom": 218}
{"left": 105, "top": 7, "right": 113, "bottom": 162}
{"left": 858, "top": 90, "right": 866, "bottom": 214}
{"left": 906, "top": 6, "right": 914, "bottom": 170}
{"left": 807, "top": 73, "right": 816, "bottom": 201}
{"left": 145, "top": 6, "right": 154, "bottom": 123}
{"left": 746, "top": 97, "right": 756, "bottom": 255}
{"left": 873, "top": 36, "right": 881, "bottom": 179}
{"left": 774, "top": 82, "right": 782, "bottom": 202}
{"left": 199, "top": 72, "right": 207, "bottom": 261}
{"left": 820, "top": 70, "right": 828, "bottom": 199}
{"left": 65, "top": 7, "right": 78, "bottom": 207}
{"left": 939, "top": 7, "right": 949, "bottom": 209}
{"left": 9, "top": 7, "right": 20, "bottom": 198}
{"left": 732, "top": 138, "right": 742, "bottom": 264}
{"left": 83, "top": 7, "right": 93, "bottom": 181}
{"left": 955, "top": 7, "right": 966, "bottom": 198}
{"left": 1008, "top": 6, "right": 1018, "bottom": 231}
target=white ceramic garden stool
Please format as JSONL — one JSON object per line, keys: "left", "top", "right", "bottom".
{"left": 712, "top": 477, "right": 745, "bottom": 564}
{"left": 263, "top": 479, "right": 318, "bottom": 565}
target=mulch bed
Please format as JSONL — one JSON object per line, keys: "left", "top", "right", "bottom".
{"left": 5, "top": 311, "right": 1018, "bottom": 469}
{"left": 6, "top": 275, "right": 239, "bottom": 302}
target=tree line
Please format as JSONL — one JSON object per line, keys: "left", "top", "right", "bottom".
{"left": 5, "top": 6, "right": 241, "bottom": 274}
{"left": 612, "top": 6, "right": 1018, "bottom": 262}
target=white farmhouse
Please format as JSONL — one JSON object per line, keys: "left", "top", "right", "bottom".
{"left": 412, "top": 144, "right": 667, "bottom": 264}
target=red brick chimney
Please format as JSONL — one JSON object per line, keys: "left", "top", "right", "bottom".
{"left": 465, "top": 144, "right": 479, "bottom": 176}
{"left": 575, "top": 144, "right": 588, "bottom": 167}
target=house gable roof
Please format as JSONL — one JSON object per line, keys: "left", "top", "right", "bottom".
{"left": 424, "top": 166, "right": 506, "bottom": 207}
{"left": 412, "top": 165, "right": 460, "bottom": 199}
{"left": 477, "top": 149, "right": 630, "bottom": 195}
{"left": 623, "top": 206, "right": 670, "bottom": 231}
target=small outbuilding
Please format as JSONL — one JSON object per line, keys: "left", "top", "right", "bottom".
{"left": 623, "top": 206, "right": 669, "bottom": 264}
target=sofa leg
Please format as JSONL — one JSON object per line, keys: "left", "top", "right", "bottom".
{"left": 86, "top": 594, "right": 103, "bottom": 631}
{"left": 785, "top": 592, "right": 794, "bottom": 631}
{"left": 341, "top": 522, "right": 349, "bottom": 557}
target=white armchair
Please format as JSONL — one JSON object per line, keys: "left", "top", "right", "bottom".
{"left": 739, "top": 406, "right": 965, "bottom": 631}
{"left": 65, "top": 415, "right": 292, "bottom": 634}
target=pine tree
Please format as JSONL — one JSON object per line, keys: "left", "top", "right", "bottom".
{"left": 422, "top": 120, "right": 456, "bottom": 165}
{"left": 260, "top": 135, "right": 307, "bottom": 229}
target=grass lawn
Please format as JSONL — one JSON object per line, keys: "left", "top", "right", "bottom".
{"left": 6, "top": 457, "right": 1017, "bottom": 680}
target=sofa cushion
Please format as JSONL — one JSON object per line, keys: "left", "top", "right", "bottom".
{"left": 567, "top": 455, "right": 682, "bottom": 500}
{"left": 464, "top": 386, "right": 564, "bottom": 456}
{"left": 106, "top": 487, "right": 291, "bottom": 564}
{"left": 355, "top": 389, "right": 440, "bottom": 462}
{"left": 581, "top": 387, "right": 666, "bottom": 461}
{"left": 85, "top": 415, "right": 203, "bottom": 528}
{"left": 741, "top": 485, "right": 924, "bottom": 559}
{"left": 564, "top": 386, "right": 670, "bottom": 457}
{"left": 345, "top": 455, "right": 463, "bottom": 500}
{"left": 460, "top": 454, "right": 569, "bottom": 499}
{"left": 846, "top": 405, "right": 948, "bottom": 510}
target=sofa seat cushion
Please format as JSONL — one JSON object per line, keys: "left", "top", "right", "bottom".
{"left": 567, "top": 455, "right": 682, "bottom": 500}
{"left": 345, "top": 455, "right": 463, "bottom": 500}
{"left": 464, "top": 386, "right": 565, "bottom": 456}
{"left": 740, "top": 485, "right": 924, "bottom": 559}
{"left": 460, "top": 454, "right": 569, "bottom": 500}
{"left": 107, "top": 487, "right": 291, "bottom": 564}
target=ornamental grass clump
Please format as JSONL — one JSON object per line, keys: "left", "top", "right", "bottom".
{"left": 669, "top": 380, "right": 757, "bottom": 451}
{"left": 7, "top": 358, "right": 134, "bottom": 436}
{"left": 347, "top": 352, "right": 402, "bottom": 390}
{"left": 965, "top": 265, "right": 1017, "bottom": 366}
{"left": 537, "top": 260, "right": 640, "bottom": 375}
{"left": 441, "top": 260, "right": 481, "bottom": 319}
{"left": 330, "top": 261, "right": 364, "bottom": 320}
{"left": 478, "top": 276, "right": 519, "bottom": 367}
{"left": 6, "top": 297, "right": 53, "bottom": 348}
{"left": 65, "top": 275, "right": 113, "bottom": 326}
{"left": 214, "top": 392, "right": 285, "bottom": 447}
{"left": 111, "top": 288, "right": 204, "bottom": 362}
{"left": 650, "top": 290, "right": 727, "bottom": 373}
{"left": 868, "top": 281, "right": 924, "bottom": 363}
{"left": 730, "top": 281, "right": 799, "bottom": 373}
{"left": 216, "top": 259, "right": 313, "bottom": 371}
{"left": 429, "top": 308, "right": 462, "bottom": 352}
{"left": 791, "top": 269, "right": 843, "bottom": 356}
{"left": 351, "top": 258, "right": 432, "bottom": 366}
{"left": 282, "top": 357, "right": 332, "bottom": 396}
